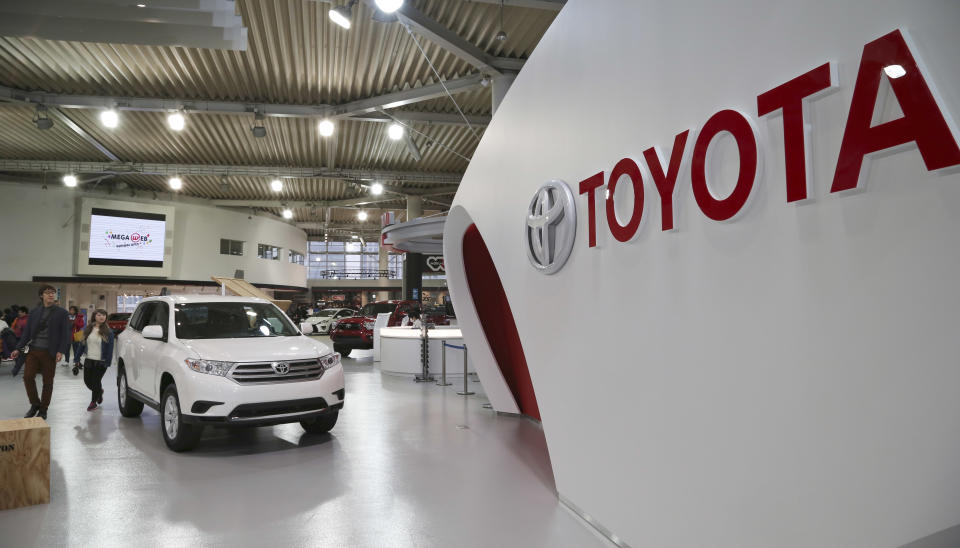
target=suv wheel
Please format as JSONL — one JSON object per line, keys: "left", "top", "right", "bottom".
{"left": 117, "top": 367, "right": 144, "bottom": 418}
{"left": 300, "top": 411, "right": 338, "bottom": 434}
{"left": 333, "top": 345, "right": 351, "bottom": 357}
{"left": 161, "top": 384, "right": 203, "bottom": 452}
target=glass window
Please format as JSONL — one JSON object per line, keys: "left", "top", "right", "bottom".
{"left": 174, "top": 302, "right": 300, "bottom": 339}
{"left": 346, "top": 241, "right": 362, "bottom": 253}
{"left": 258, "top": 244, "right": 281, "bottom": 260}
{"left": 364, "top": 241, "right": 379, "bottom": 253}
{"left": 129, "top": 302, "right": 153, "bottom": 331}
{"left": 117, "top": 295, "right": 143, "bottom": 313}
{"left": 327, "top": 241, "right": 345, "bottom": 252}
{"left": 289, "top": 250, "right": 305, "bottom": 265}
{"left": 220, "top": 239, "right": 244, "bottom": 256}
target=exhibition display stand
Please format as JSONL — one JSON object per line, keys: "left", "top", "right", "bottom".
{"left": 379, "top": 327, "right": 474, "bottom": 377}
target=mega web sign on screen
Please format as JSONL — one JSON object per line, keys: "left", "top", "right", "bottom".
{"left": 88, "top": 208, "right": 166, "bottom": 268}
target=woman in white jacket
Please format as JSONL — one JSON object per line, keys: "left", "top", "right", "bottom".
{"left": 76, "top": 309, "right": 115, "bottom": 411}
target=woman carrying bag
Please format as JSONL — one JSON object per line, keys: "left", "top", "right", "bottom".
{"left": 75, "top": 309, "right": 114, "bottom": 411}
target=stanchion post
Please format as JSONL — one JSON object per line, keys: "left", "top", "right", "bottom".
{"left": 437, "top": 341, "right": 452, "bottom": 386}
{"left": 457, "top": 344, "right": 474, "bottom": 396}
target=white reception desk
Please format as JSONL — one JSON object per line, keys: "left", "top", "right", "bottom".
{"left": 379, "top": 327, "right": 475, "bottom": 377}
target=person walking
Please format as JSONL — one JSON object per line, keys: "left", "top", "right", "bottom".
{"left": 67, "top": 306, "right": 85, "bottom": 367}
{"left": 76, "top": 309, "right": 114, "bottom": 411}
{"left": 10, "top": 285, "right": 71, "bottom": 420}
{"left": 10, "top": 307, "right": 29, "bottom": 376}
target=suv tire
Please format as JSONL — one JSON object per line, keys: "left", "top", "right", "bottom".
{"left": 117, "top": 367, "right": 144, "bottom": 418}
{"left": 161, "top": 384, "right": 203, "bottom": 452}
{"left": 300, "top": 411, "right": 339, "bottom": 434}
{"left": 333, "top": 345, "right": 351, "bottom": 358}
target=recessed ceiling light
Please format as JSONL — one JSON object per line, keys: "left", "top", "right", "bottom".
{"left": 318, "top": 119, "right": 335, "bottom": 137}
{"left": 100, "top": 109, "right": 119, "bottom": 128}
{"left": 388, "top": 123, "right": 404, "bottom": 140}
{"left": 167, "top": 112, "right": 185, "bottom": 131}
{"left": 375, "top": 0, "right": 403, "bottom": 14}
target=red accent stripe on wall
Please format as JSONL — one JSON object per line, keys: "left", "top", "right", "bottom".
{"left": 462, "top": 223, "right": 541, "bottom": 420}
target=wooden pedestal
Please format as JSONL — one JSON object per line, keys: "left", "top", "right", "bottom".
{"left": 0, "top": 418, "right": 50, "bottom": 511}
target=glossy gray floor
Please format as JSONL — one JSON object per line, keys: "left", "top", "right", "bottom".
{"left": 0, "top": 341, "right": 608, "bottom": 548}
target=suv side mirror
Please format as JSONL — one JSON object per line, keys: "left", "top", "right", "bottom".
{"left": 143, "top": 325, "right": 164, "bottom": 340}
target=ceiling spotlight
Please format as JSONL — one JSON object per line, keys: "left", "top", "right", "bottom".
{"left": 167, "top": 111, "right": 185, "bottom": 131}
{"left": 100, "top": 109, "right": 119, "bottom": 129}
{"left": 271, "top": 179, "right": 283, "bottom": 192}
{"left": 884, "top": 64, "right": 906, "bottom": 79}
{"left": 318, "top": 118, "right": 335, "bottom": 137}
{"left": 495, "top": 0, "right": 507, "bottom": 41}
{"left": 63, "top": 174, "right": 78, "bottom": 187}
{"left": 136, "top": 3, "right": 146, "bottom": 7}
{"left": 168, "top": 177, "right": 183, "bottom": 190}
{"left": 329, "top": 1, "right": 356, "bottom": 29}
{"left": 357, "top": 210, "right": 368, "bottom": 221}
{"left": 251, "top": 111, "right": 266, "bottom": 138}
{"left": 388, "top": 122, "right": 404, "bottom": 140}
{"left": 370, "top": 182, "right": 384, "bottom": 195}
{"left": 33, "top": 105, "right": 53, "bottom": 130}
{"left": 282, "top": 208, "right": 293, "bottom": 219}
{"left": 375, "top": 0, "right": 403, "bottom": 13}
{"left": 480, "top": 76, "right": 491, "bottom": 87}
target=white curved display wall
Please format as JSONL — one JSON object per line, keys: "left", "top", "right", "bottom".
{"left": 444, "top": 1, "right": 960, "bottom": 546}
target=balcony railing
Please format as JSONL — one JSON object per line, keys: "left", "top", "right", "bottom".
{"left": 313, "top": 269, "right": 396, "bottom": 280}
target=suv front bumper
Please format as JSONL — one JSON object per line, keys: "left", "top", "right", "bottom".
{"left": 177, "top": 364, "right": 345, "bottom": 427}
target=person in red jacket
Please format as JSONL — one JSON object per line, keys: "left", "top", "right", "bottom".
{"left": 9, "top": 307, "right": 28, "bottom": 376}
{"left": 67, "top": 306, "right": 85, "bottom": 367}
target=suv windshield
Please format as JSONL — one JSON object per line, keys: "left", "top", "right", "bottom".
{"left": 360, "top": 303, "right": 396, "bottom": 317}
{"left": 174, "top": 302, "right": 300, "bottom": 339}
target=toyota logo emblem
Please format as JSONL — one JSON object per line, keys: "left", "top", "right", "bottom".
{"left": 271, "top": 361, "right": 290, "bottom": 375}
{"left": 525, "top": 180, "right": 576, "bottom": 274}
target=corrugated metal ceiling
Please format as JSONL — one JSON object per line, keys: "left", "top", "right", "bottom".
{"left": 0, "top": 0, "right": 558, "bottom": 233}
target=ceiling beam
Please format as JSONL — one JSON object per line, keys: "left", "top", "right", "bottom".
{"left": 0, "top": 74, "right": 487, "bottom": 125}
{"left": 0, "top": 159, "right": 462, "bottom": 184}
{"left": 454, "top": 0, "right": 565, "bottom": 11}
{"left": 48, "top": 108, "right": 120, "bottom": 162}
{"left": 390, "top": 3, "right": 524, "bottom": 75}
{"left": 351, "top": 111, "right": 490, "bottom": 127}
{"left": 214, "top": 196, "right": 407, "bottom": 209}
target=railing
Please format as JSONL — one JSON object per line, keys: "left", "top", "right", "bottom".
{"left": 314, "top": 269, "right": 396, "bottom": 280}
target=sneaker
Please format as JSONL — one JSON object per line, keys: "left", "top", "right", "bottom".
{"left": 24, "top": 405, "right": 39, "bottom": 418}
{"left": 87, "top": 402, "right": 97, "bottom": 412}
{"left": 37, "top": 408, "right": 47, "bottom": 420}
{"left": 72, "top": 365, "right": 80, "bottom": 376}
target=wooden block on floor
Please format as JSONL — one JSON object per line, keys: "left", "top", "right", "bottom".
{"left": 0, "top": 417, "right": 50, "bottom": 511}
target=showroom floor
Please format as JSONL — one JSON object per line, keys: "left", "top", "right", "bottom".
{"left": 0, "top": 340, "right": 609, "bottom": 548}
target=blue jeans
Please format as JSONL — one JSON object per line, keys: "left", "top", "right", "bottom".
{"left": 71, "top": 341, "right": 83, "bottom": 364}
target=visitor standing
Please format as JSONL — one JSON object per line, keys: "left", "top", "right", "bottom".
{"left": 10, "top": 285, "right": 71, "bottom": 420}
{"left": 68, "top": 306, "right": 85, "bottom": 366}
{"left": 77, "top": 309, "right": 114, "bottom": 411}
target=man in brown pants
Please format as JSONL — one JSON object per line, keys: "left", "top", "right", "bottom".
{"left": 10, "top": 285, "right": 71, "bottom": 420}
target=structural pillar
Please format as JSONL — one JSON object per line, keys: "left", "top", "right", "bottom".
{"left": 402, "top": 196, "right": 424, "bottom": 303}
{"left": 491, "top": 71, "right": 518, "bottom": 115}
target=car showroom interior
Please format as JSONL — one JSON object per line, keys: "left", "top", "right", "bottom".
{"left": 0, "top": 1, "right": 958, "bottom": 547}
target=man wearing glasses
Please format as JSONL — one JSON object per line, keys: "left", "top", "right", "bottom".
{"left": 10, "top": 285, "right": 71, "bottom": 420}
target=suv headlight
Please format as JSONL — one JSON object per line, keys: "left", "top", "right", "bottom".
{"left": 363, "top": 321, "right": 375, "bottom": 330}
{"left": 185, "top": 358, "right": 233, "bottom": 377}
{"left": 318, "top": 352, "right": 341, "bottom": 370}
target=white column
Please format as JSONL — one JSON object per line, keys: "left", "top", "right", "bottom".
{"left": 491, "top": 71, "right": 518, "bottom": 115}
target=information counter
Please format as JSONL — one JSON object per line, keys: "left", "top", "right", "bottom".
{"left": 379, "top": 326, "right": 475, "bottom": 377}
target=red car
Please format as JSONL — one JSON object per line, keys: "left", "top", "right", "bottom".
{"left": 107, "top": 312, "right": 131, "bottom": 333}
{"left": 329, "top": 300, "right": 420, "bottom": 357}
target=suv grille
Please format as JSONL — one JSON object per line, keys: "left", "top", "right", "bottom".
{"left": 229, "top": 359, "right": 322, "bottom": 384}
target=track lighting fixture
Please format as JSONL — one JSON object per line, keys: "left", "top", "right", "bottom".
{"left": 168, "top": 176, "right": 183, "bottom": 190}
{"left": 271, "top": 179, "right": 283, "bottom": 192}
{"left": 63, "top": 174, "right": 77, "bottom": 187}
{"left": 370, "top": 182, "right": 384, "bottom": 195}
{"left": 375, "top": 0, "right": 403, "bottom": 14}
{"left": 167, "top": 111, "right": 186, "bottom": 131}
{"left": 329, "top": 1, "right": 357, "bottom": 29}
{"left": 357, "top": 210, "right": 368, "bottom": 221}
{"left": 318, "top": 118, "right": 335, "bottom": 137}
{"left": 251, "top": 111, "right": 266, "bottom": 138}
{"left": 388, "top": 122, "right": 404, "bottom": 140}
{"left": 33, "top": 105, "right": 53, "bottom": 130}
{"left": 100, "top": 109, "right": 119, "bottom": 128}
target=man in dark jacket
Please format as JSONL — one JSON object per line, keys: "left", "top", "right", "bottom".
{"left": 10, "top": 285, "right": 71, "bottom": 420}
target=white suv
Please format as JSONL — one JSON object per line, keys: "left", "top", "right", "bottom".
{"left": 116, "top": 295, "right": 344, "bottom": 452}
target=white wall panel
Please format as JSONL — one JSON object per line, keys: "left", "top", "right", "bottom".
{"left": 445, "top": 1, "right": 960, "bottom": 546}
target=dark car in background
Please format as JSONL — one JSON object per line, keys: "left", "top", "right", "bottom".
{"left": 329, "top": 300, "right": 420, "bottom": 357}
{"left": 107, "top": 312, "right": 131, "bottom": 333}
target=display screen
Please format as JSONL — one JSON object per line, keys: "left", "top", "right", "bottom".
{"left": 88, "top": 208, "right": 166, "bottom": 267}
